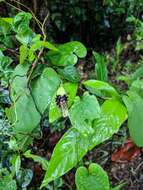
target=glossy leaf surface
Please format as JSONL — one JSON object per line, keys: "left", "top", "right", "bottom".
{"left": 41, "top": 98, "right": 127, "bottom": 188}
{"left": 83, "top": 80, "right": 119, "bottom": 99}
{"left": 41, "top": 128, "right": 89, "bottom": 188}
{"left": 89, "top": 99, "right": 127, "bottom": 150}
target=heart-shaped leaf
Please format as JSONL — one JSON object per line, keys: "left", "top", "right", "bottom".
{"left": 46, "top": 41, "right": 87, "bottom": 66}
{"left": 75, "top": 163, "right": 110, "bottom": 190}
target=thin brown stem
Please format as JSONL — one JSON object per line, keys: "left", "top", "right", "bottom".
{"left": 8, "top": 0, "right": 43, "bottom": 34}
{"left": 5, "top": 1, "right": 23, "bottom": 12}
{"left": 27, "top": 13, "right": 49, "bottom": 82}
{"left": 33, "top": 0, "right": 37, "bottom": 29}
{"left": 41, "top": 12, "right": 49, "bottom": 39}
{"left": 27, "top": 48, "right": 44, "bottom": 82}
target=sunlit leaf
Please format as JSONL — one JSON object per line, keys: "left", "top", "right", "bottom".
{"left": 41, "top": 128, "right": 89, "bottom": 188}
{"left": 19, "top": 45, "right": 29, "bottom": 64}
{"left": 83, "top": 80, "right": 120, "bottom": 99}
{"left": 89, "top": 99, "right": 127, "bottom": 150}
{"left": 41, "top": 98, "right": 127, "bottom": 188}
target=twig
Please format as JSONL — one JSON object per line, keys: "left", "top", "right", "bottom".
{"left": 27, "top": 13, "right": 49, "bottom": 82}
{"left": 5, "top": 1, "right": 23, "bottom": 12}
{"left": 7, "top": 0, "right": 43, "bottom": 34}
{"left": 27, "top": 48, "right": 44, "bottom": 82}
{"left": 11, "top": 0, "right": 43, "bottom": 29}
{"left": 33, "top": 0, "right": 37, "bottom": 29}
{"left": 41, "top": 12, "right": 49, "bottom": 39}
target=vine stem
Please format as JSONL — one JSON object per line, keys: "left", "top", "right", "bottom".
{"left": 27, "top": 12, "right": 49, "bottom": 82}
{"left": 6, "top": 0, "right": 43, "bottom": 34}
{"left": 27, "top": 47, "right": 44, "bottom": 82}
{"left": 5, "top": 1, "right": 22, "bottom": 12}
{"left": 5, "top": 0, "right": 49, "bottom": 81}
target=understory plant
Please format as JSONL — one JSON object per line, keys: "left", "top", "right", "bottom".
{"left": 0, "top": 6, "right": 143, "bottom": 190}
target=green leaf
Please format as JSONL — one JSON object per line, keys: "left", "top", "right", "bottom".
{"left": 115, "top": 38, "right": 124, "bottom": 57}
{"left": 0, "top": 50, "right": 13, "bottom": 66}
{"left": 19, "top": 45, "right": 29, "bottom": 64}
{"left": 89, "top": 99, "right": 127, "bottom": 149}
{"left": 49, "top": 82, "right": 78, "bottom": 123}
{"left": 130, "top": 79, "right": 143, "bottom": 98}
{"left": 13, "top": 12, "right": 34, "bottom": 45}
{"left": 0, "top": 169, "right": 17, "bottom": 190}
{"left": 49, "top": 95, "right": 61, "bottom": 123}
{"left": 123, "top": 91, "right": 143, "bottom": 147}
{"left": 16, "top": 29, "right": 34, "bottom": 45}
{"left": 41, "top": 127, "right": 89, "bottom": 188}
{"left": 0, "top": 51, "right": 13, "bottom": 81}
{"left": 24, "top": 150, "right": 49, "bottom": 170}
{"left": 16, "top": 168, "right": 33, "bottom": 189}
{"left": 70, "top": 92, "right": 100, "bottom": 122}
{"left": 75, "top": 163, "right": 110, "bottom": 190}
{"left": 6, "top": 93, "right": 41, "bottom": 150}
{"left": 0, "top": 179, "right": 16, "bottom": 190}
{"left": 57, "top": 65, "right": 80, "bottom": 82}
{"left": 6, "top": 66, "right": 60, "bottom": 150}
{"left": 9, "top": 64, "right": 29, "bottom": 100}
{"left": 93, "top": 51, "right": 108, "bottom": 82}
{"left": 13, "top": 12, "right": 32, "bottom": 34}
{"left": 8, "top": 137, "right": 19, "bottom": 151}
{"left": 32, "top": 68, "right": 61, "bottom": 113}
{"left": 11, "top": 154, "right": 21, "bottom": 176}
{"left": 130, "top": 65, "right": 143, "bottom": 82}
{"left": 69, "top": 92, "right": 101, "bottom": 135}
{"left": 59, "top": 41, "right": 87, "bottom": 58}
{"left": 29, "top": 41, "right": 58, "bottom": 62}
{"left": 46, "top": 41, "right": 87, "bottom": 66}
{"left": 0, "top": 17, "right": 13, "bottom": 33}
{"left": 83, "top": 80, "right": 120, "bottom": 99}
{"left": 30, "top": 41, "right": 58, "bottom": 52}
{"left": 0, "top": 17, "right": 13, "bottom": 47}
{"left": 41, "top": 98, "right": 127, "bottom": 188}
{"left": 64, "top": 82, "right": 78, "bottom": 107}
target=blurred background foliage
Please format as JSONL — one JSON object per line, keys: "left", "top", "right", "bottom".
{"left": 0, "top": 0, "right": 143, "bottom": 50}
